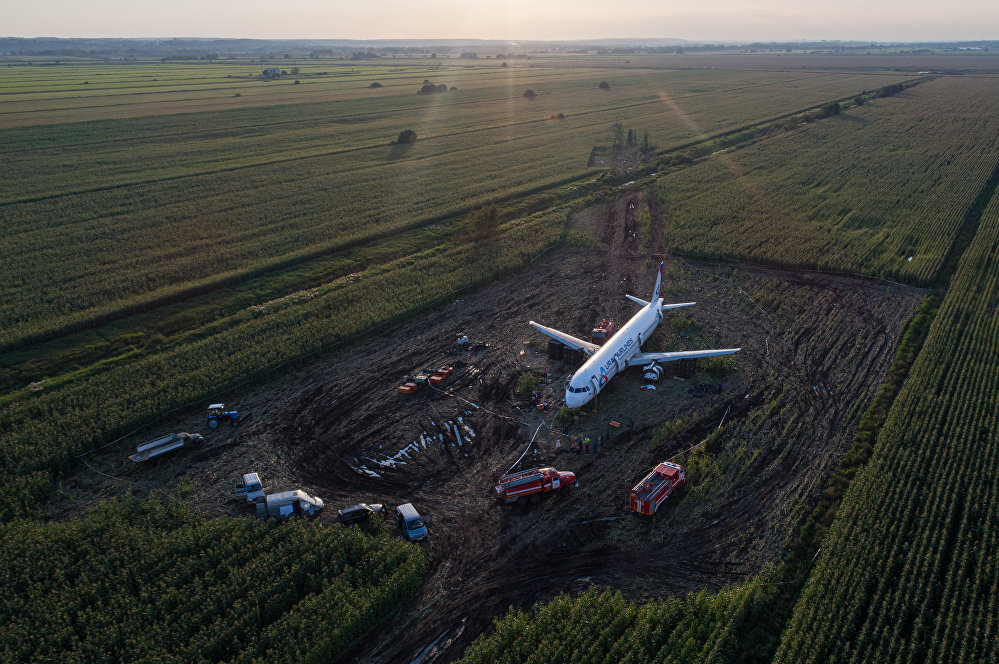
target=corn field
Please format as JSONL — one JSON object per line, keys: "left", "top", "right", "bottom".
{"left": 772, "top": 185, "right": 999, "bottom": 663}
{"left": 658, "top": 77, "right": 999, "bottom": 286}
{"left": 0, "top": 497, "right": 425, "bottom": 663}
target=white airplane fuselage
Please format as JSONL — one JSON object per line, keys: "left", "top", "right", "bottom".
{"left": 564, "top": 301, "right": 663, "bottom": 408}
{"left": 531, "top": 262, "right": 740, "bottom": 409}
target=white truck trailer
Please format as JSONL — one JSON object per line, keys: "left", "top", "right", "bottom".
{"left": 255, "top": 490, "right": 324, "bottom": 521}
{"left": 128, "top": 432, "right": 204, "bottom": 463}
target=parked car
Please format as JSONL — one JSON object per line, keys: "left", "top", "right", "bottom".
{"left": 338, "top": 503, "right": 386, "bottom": 525}
{"left": 395, "top": 503, "right": 428, "bottom": 541}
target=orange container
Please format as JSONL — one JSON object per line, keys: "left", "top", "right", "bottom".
{"left": 398, "top": 385, "right": 413, "bottom": 394}
{"left": 429, "top": 375, "right": 444, "bottom": 385}
{"left": 609, "top": 420, "right": 622, "bottom": 428}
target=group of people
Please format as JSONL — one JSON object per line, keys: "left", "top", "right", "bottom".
{"left": 556, "top": 426, "right": 605, "bottom": 456}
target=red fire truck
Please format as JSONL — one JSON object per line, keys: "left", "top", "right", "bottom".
{"left": 495, "top": 467, "right": 577, "bottom": 504}
{"left": 628, "top": 462, "right": 685, "bottom": 515}
{"left": 591, "top": 318, "right": 615, "bottom": 345}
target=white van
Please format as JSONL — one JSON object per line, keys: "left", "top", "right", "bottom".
{"left": 395, "top": 503, "right": 428, "bottom": 541}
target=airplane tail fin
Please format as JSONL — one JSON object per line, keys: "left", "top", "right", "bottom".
{"left": 651, "top": 262, "right": 663, "bottom": 305}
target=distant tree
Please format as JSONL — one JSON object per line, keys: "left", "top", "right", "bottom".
{"left": 557, "top": 112, "right": 565, "bottom": 120}
{"left": 293, "top": 79, "right": 300, "bottom": 84}
{"left": 854, "top": 94, "right": 865, "bottom": 106}
{"left": 817, "top": 101, "right": 841, "bottom": 118}
{"left": 501, "top": 61, "right": 509, "bottom": 67}
{"left": 875, "top": 82, "right": 905, "bottom": 98}
{"left": 395, "top": 129, "right": 417, "bottom": 145}
{"left": 437, "top": 83, "right": 447, "bottom": 92}
{"left": 430, "top": 53, "right": 437, "bottom": 59}
{"left": 523, "top": 89, "right": 537, "bottom": 99}
{"left": 369, "top": 81, "right": 382, "bottom": 88}
{"left": 641, "top": 132, "right": 651, "bottom": 152}
{"left": 598, "top": 81, "right": 610, "bottom": 90}
{"left": 459, "top": 52, "right": 478, "bottom": 59}
{"left": 466, "top": 204, "right": 500, "bottom": 240}
{"left": 281, "top": 69, "right": 288, "bottom": 75}
{"left": 626, "top": 129, "right": 635, "bottom": 147}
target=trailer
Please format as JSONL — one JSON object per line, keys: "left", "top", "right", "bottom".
{"left": 495, "top": 466, "right": 577, "bottom": 504}
{"left": 128, "top": 432, "right": 203, "bottom": 463}
{"left": 629, "top": 462, "right": 685, "bottom": 516}
{"left": 255, "top": 489, "right": 324, "bottom": 521}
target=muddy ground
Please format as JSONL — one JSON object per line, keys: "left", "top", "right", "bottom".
{"left": 61, "top": 191, "right": 923, "bottom": 664}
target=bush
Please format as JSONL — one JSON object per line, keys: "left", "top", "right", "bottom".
{"left": 516, "top": 372, "right": 537, "bottom": 397}
{"left": 523, "top": 89, "right": 537, "bottom": 99}
{"left": 369, "top": 81, "right": 382, "bottom": 88}
{"left": 556, "top": 406, "right": 578, "bottom": 424}
{"left": 701, "top": 354, "right": 739, "bottom": 377}
{"left": 395, "top": 129, "right": 417, "bottom": 145}
{"left": 816, "top": 101, "right": 841, "bottom": 118}
{"left": 599, "top": 81, "right": 610, "bottom": 90}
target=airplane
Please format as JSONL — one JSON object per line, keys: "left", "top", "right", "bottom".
{"left": 530, "top": 263, "right": 741, "bottom": 408}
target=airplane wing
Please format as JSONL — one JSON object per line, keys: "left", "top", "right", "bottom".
{"left": 529, "top": 321, "right": 600, "bottom": 355}
{"left": 625, "top": 348, "right": 740, "bottom": 368}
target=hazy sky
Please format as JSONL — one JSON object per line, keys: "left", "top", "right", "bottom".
{"left": 3, "top": 0, "right": 997, "bottom": 42}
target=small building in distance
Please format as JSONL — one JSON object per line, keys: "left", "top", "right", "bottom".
{"left": 262, "top": 67, "right": 281, "bottom": 78}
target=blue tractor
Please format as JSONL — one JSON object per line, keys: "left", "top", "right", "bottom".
{"left": 207, "top": 403, "right": 241, "bottom": 428}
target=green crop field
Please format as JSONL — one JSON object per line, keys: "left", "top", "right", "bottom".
{"left": 657, "top": 76, "right": 999, "bottom": 285}
{"left": 5, "top": 48, "right": 999, "bottom": 664}
{"left": 772, "top": 186, "right": 999, "bottom": 664}
{"left": 456, "top": 586, "right": 768, "bottom": 664}
{"left": 0, "top": 62, "right": 904, "bottom": 356}
{"left": 1, "top": 497, "right": 425, "bottom": 663}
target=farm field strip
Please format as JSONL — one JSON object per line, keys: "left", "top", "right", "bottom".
{"left": 0, "top": 64, "right": 898, "bottom": 129}
{"left": 0, "top": 63, "right": 634, "bottom": 126}
{"left": 0, "top": 70, "right": 903, "bottom": 349}
{"left": 658, "top": 76, "right": 999, "bottom": 285}
{"left": 0, "top": 70, "right": 880, "bottom": 174}
{"left": 773, "top": 186, "right": 999, "bottom": 663}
